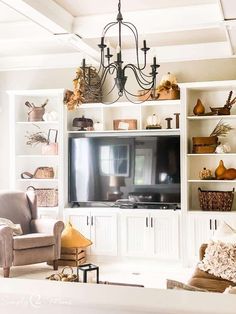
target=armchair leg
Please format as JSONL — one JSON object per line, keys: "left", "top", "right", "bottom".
{"left": 3, "top": 267, "right": 10, "bottom": 278}
{"left": 53, "top": 260, "right": 58, "bottom": 270}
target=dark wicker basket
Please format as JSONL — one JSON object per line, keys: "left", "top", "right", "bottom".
{"left": 198, "top": 187, "right": 235, "bottom": 211}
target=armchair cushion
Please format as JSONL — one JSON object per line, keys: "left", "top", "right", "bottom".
{"left": 0, "top": 191, "right": 32, "bottom": 234}
{"left": 13, "top": 233, "right": 55, "bottom": 250}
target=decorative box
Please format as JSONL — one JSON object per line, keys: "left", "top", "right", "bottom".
{"left": 113, "top": 119, "right": 137, "bottom": 130}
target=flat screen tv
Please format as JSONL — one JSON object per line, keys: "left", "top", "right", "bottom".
{"left": 69, "top": 135, "right": 180, "bottom": 205}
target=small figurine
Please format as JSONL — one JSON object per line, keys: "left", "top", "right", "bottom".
{"left": 165, "top": 117, "right": 173, "bottom": 129}
{"left": 174, "top": 113, "right": 180, "bottom": 129}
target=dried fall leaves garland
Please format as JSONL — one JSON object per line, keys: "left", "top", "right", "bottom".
{"left": 64, "top": 67, "right": 102, "bottom": 111}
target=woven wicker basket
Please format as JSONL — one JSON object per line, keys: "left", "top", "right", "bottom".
{"left": 27, "top": 186, "right": 58, "bottom": 207}
{"left": 198, "top": 187, "right": 235, "bottom": 211}
{"left": 192, "top": 136, "right": 218, "bottom": 154}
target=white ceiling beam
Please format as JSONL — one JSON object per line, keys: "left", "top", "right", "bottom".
{"left": 0, "top": 0, "right": 73, "bottom": 33}
{"left": 123, "top": 42, "right": 233, "bottom": 63}
{"left": 0, "top": 41, "right": 233, "bottom": 72}
{"left": 73, "top": 4, "right": 223, "bottom": 39}
{"left": 0, "top": 21, "right": 51, "bottom": 40}
{"left": 0, "top": 52, "right": 96, "bottom": 71}
{"left": 0, "top": 0, "right": 100, "bottom": 62}
{"left": 55, "top": 34, "right": 100, "bottom": 63}
{"left": 217, "top": 0, "right": 234, "bottom": 56}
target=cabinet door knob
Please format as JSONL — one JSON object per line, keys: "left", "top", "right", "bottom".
{"left": 209, "top": 219, "right": 212, "bottom": 230}
{"left": 151, "top": 217, "right": 153, "bottom": 228}
{"left": 91, "top": 216, "right": 94, "bottom": 226}
{"left": 87, "top": 216, "right": 89, "bottom": 226}
{"left": 215, "top": 219, "right": 217, "bottom": 230}
{"left": 146, "top": 217, "right": 148, "bottom": 228}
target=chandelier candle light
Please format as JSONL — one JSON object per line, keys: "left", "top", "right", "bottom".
{"left": 81, "top": 0, "right": 160, "bottom": 103}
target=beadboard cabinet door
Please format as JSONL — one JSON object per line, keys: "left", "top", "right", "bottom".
{"left": 68, "top": 209, "right": 91, "bottom": 240}
{"left": 121, "top": 210, "right": 179, "bottom": 259}
{"left": 90, "top": 210, "right": 118, "bottom": 256}
{"left": 188, "top": 213, "right": 236, "bottom": 263}
{"left": 64, "top": 208, "right": 118, "bottom": 256}
{"left": 151, "top": 212, "right": 179, "bottom": 259}
{"left": 121, "top": 211, "right": 150, "bottom": 257}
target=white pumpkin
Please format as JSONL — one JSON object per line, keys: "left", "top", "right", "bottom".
{"left": 160, "top": 72, "right": 177, "bottom": 85}
{"left": 43, "top": 111, "right": 58, "bottom": 121}
{"left": 93, "top": 122, "right": 103, "bottom": 131}
{"left": 215, "top": 143, "right": 231, "bottom": 154}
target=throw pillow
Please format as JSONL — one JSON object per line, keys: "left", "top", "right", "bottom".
{"left": 212, "top": 221, "right": 236, "bottom": 244}
{"left": 0, "top": 217, "right": 23, "bottom": 236}
{"left": 166, "top": 279, "right": 207, "bottom": 292}
{"left": 198, "top": 241, "right": 236, "bottom": 283}
{"left": 61, "top": 221, "right": 92, "bottom": 248}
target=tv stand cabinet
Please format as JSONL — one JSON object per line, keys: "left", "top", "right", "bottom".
{"left": 64, "top": 207, "right": 180, "bottom": 260}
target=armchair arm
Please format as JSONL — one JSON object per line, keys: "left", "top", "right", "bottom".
{"left": 30, "top": 219, "right": 64, "bottom": 259}
{"left": 0, "top": 226, "right": 13, "bottom": 268}
{"left": 199, "top": 243, "right": 208, "bottom": 261}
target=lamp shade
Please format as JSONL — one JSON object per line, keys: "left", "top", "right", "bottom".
{"left": 109, "top": 176, "right": 125, "bottom": 187}
{"left": 61, "top": 221, "right": 92, "bottom": 248}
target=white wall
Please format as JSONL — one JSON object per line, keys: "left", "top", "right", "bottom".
{"left": 0, "top": 58, "right": 236, "bottom": 189}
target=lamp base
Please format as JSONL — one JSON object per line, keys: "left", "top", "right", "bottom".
{"left": 107, "top": 191, "right": 123, "bottom": 201}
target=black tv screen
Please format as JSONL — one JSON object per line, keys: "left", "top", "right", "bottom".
{"left": 69, "top": 135, "right": 180, "bottom": 204}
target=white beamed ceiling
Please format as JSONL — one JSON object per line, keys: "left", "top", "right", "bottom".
{"left": 0, "top": 0, "right": 235, "bottom": 70}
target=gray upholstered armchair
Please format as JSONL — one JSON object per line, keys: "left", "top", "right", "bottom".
{"left": 0, "top": 190, "right": 64, "bottom": 277}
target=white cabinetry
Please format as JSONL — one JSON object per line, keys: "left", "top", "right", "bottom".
{"left": 121, "top": 210, "right": 179, "bottom": 259}
{"left": 8, "top": 89, "right": 65, "bottom": 219}
{"left": 64, "top": 208, "right": 118, "bottom": 256}
{"left": 181, "top": 81, "right": 236, "bottom": 265}
{"left": 182, "top": 81, "right": 236, "bottom": 213}
{"left": 66, "top": 100, "right": 181, "bottom": 134}
{"left": 188, "top": 213, "right": 236, "bottom": 262}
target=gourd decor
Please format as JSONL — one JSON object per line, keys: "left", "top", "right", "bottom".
{"left": 193, "top": 99, "right": 205, "bottom": 115}
{"left": 215, "top": 160, "right": 236, "bottom": 180}
{"left": 215, "top": 160, "right": 227, "bottom": 178}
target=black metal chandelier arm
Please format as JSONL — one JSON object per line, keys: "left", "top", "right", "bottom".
{"left": 124, "top": 66, "right": 154, "bottom": 91}
{"left": 121, "top": 21, "right": 143, "bottom": 68}
{"left": 100, "top": 64, "right": 118, "bottom": 87}
{"left": 124, "top": 64, "right": 154, "bottom": 85}
{"left": 123, "top": 88, "right": 152, "bottom": 104}
{"left": 124, "top": 64, "right": 153, "bottom": 84}
{"left": 102, "top": 21, "right": 118, "bottom": 36}
{"left": 101, "top": 94, "right": 121, "bottom": 105}
{"left": 98, "top": 48, "right": 106, "bottom": 73}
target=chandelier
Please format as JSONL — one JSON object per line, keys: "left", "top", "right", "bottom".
{"left": 81, "top": 0, "right": 160, "bottom": 103}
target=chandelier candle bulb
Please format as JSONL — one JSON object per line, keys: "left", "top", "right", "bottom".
{"left": 153, "top": 57, "right": 157, "bottom": 66}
